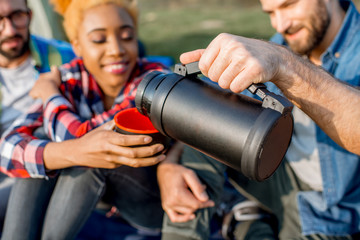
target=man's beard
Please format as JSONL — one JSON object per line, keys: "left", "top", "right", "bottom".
{"left": 284, "top": 0, "right": 330, "bottom": 56}
{"left": 0, "top": 33, "right": 30, "bottom": 60}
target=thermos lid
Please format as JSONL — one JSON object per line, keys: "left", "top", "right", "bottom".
{"left": 241, "top": 108, "right": 293, "bottom": 181}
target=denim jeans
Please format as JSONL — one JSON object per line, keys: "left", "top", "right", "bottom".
{"left": 2, "top": 166, "right": 163, "bottom": 240}
{"left": 2, "top": 146, "right": 226, "bottom": 240}
{"left": 44, "top": 166, "right": 163, "bottom": 240}
{"left": 2, "top": 176, "right": 57, "bottom": 240}
{"left": 0, "top": 172, "right": 14, "bottom": 232}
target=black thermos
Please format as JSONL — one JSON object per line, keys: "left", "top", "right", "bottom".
{"left": 135, "top": 62, "right": 294, "bottom": 181}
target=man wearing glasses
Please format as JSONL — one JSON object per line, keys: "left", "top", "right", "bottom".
{"left": 0, "top": 0, "right": 75, "bottom": 233}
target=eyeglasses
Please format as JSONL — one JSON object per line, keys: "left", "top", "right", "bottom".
{"left": 0, "top": 10, "right": 30, "bottom": 32}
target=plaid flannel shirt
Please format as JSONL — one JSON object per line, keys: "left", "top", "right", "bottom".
{"left": 0, "top": 58, "right": 168, "bottom": 178}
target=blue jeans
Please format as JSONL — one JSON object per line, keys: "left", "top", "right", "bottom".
{"left": 42, "top": 166, "right": 163, "bottom": 239}
{"left": 2, "top": 176, "right": 57, "bottom": 240}
{"left": 2, "top": 146, "right": 225, "bottom": 240}
{"left": 2, "top": 166, "right": 163, "bottom": 240}
{"left": 0, "top": 172, "right": 14, "bottom": 233}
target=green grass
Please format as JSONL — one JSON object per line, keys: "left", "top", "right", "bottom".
{"left": 138, "top": 0, "right": 360, "bottom": 62}
{"left": 138, "top": 6, "right": 275, "bottom": 62}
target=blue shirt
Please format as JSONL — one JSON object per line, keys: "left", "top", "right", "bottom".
{"left": 265, "top": 0, "right": 360, "bottom": 235}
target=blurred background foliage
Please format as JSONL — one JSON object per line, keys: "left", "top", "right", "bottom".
{"left": 28, "top": 0, "right": 360, "bottom": 63}
{"left": 138, "top": 0, "right": 360, "bottom": 62}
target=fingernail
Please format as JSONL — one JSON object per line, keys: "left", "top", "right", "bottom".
{"left": 157, "top": 145, "right": 164, "bottom": 152}
{"left": 144, "top": 137, "right": 152, "bottom": 143}
{"left": 189, "top": 214, "right": 196, "bottom": 220}
{"left": 158, "top": 155, "right": 166, "bottom": 161}
{"left": 200, "top": 191, "right": 209, "bottom": 200}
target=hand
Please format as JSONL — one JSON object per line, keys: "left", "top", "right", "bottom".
{"left": 44, "top": 120, "right": 166, "bottom": 170}
{"left": 30, "top": 66, "right": 62, "bottom": 102}
{"left": 180, "top": 33, "right": 284, "bottom": 93}
{"left": 157, "top": 153, "right": 215, "bottom": 223}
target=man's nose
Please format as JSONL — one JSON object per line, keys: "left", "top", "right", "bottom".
{"left": 1, "top": 18, "right": 17, "bottom": 36}
{"left": 273, "top": 11, "right": 291, "bottom": 34}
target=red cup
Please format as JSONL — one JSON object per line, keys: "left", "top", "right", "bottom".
{"left": 114, "top": 108, "right": 171, "bottom": 148}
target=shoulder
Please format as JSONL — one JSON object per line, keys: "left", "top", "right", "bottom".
{"left": 58, "top": 58, "right": 85, "bottom": 82}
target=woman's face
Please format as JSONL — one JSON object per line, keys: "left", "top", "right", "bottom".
{"left": 73, "top": 3, "right": 138, "bottom": 97}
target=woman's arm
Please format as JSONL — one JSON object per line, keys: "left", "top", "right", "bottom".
{"left": 0, "top": 106, "right": 165, "bottom": 178}
{"left": 36, "top": 61, "right": 168, "bottom": 141}
{"left": 0, "top": 102, "right": 50, "bottom": 178}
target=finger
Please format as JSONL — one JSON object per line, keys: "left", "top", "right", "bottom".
{"left": 170, "top": 200, "right": 215, "bottom": 213}
{"left": 206, "top": 52, "right": 231, "bottom": 85}
{"left": 229, "top": 64, "right": 263, "bottom": 93}
{"left": 166, "top": 209, "right": 196, "bottom": 223}
{"left": 106, "top": 140, "right": 165, "bottom": 158}
{"left": 179, "top": 49, "right": 205, "bottom": 65}
{"left": 198, "top": 34, "right": 229, "bottom": 78}
{"left": 218, "top": 61, "right": 246, "bottom": 90}
{"left": 113, "top": 154, "right": 166, "bottom": 168}
{"left": 197, "top": 200, "right": 215, "bottom": 209}
{"left": 106, "top": 131, "right": 153, "bottom": 146}
{"left": 183, "top": 170, "right": 210, "bottom": 202}
{"left": 170, "top": 205, "right": 197, "bottom": 215}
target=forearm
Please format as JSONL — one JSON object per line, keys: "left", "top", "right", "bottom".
{"left": 0, "top": 103, "right": 52, "bottom": 178}
{"left": 43, "top": 140, "right": 77, "bottom": 170}
{"left": 274, "top": 47, "right": 360, "bottom": 154}
{"left": 0, "top": 137, "right": 49, "bottom": 178}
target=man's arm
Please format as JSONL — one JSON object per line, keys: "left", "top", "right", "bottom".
{"left": 157, "top": 142, "right": 214, "bottom": 223}
{"left": 180, "top": 33, "right": 360, "bottom": 155}
{"left": 273, "top": 48, "right": 360, "bottom": 155}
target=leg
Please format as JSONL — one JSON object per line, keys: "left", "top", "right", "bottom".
{"left": 0, "top": 173, "right": 14, "bottom": 232}
{"left": 41, "top": 167, "right": 106, "bottom": 240}
{"left": 161, "top": 146, "right": 227, "bottom": 240}
{"left": 102, "top": 165, "right": 164, "bottom": 230}
{"left": 1, "top": 177, "right": 57, "bottom": 240}
{"left": 228, "top": 160, "right": 311, "bottom": 239}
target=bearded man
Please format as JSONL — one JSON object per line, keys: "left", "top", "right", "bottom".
{"left": 0, "top": 0, "right": 75, "bottom": 233}
{"left": 157, "top": 0, "right": 360, "bottom": 239}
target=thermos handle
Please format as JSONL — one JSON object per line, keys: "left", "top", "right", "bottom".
{"left": 174, "top": 62, "right": 293, "bottom": 115}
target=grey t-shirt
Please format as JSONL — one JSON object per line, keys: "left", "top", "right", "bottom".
{"left": 0, "top": 57, "right": 38, "bottom": 134}
{"left": 287, "top": 106, "right": 323, "bottom": 191}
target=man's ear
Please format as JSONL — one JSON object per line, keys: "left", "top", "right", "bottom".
{"left": 71, "top": 39, "right": 82, "bottom": 57}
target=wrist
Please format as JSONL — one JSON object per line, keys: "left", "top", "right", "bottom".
{"left": 43, "top": 141, "right": 76, "bottom": 170}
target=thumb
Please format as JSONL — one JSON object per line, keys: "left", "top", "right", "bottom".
{"left": 180, "top": 49, "right": 205, "bottom": 65}
{"left": 98, "top": 120, "right": 116, "bottom": 131}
